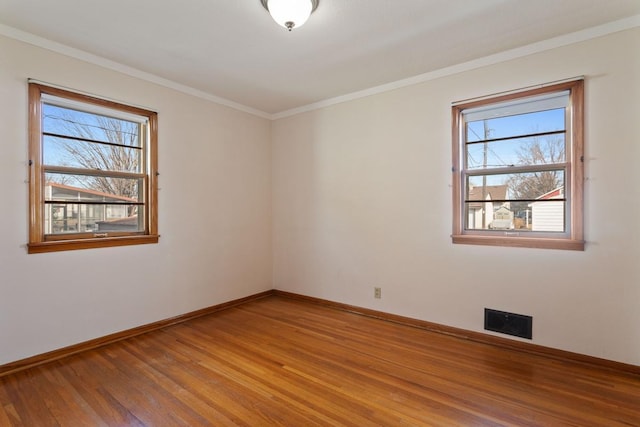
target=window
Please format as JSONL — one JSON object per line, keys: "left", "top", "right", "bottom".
{"left": 451, "top": 80, "right": 584, "bottom": 250}
{"left": 28, "top": 83, "right": 159, "bottom": 253}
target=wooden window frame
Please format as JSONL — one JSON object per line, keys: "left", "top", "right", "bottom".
{"left": 28, "top": 83, "right": 159, "bottom": 254}
{"left": 451, "top": 80, "right": 584, "bottom": 251}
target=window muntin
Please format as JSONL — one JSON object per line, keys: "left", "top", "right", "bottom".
{"left": 28, "top": 83, "right": 158, "bottom": 253}
{"left": 452, "top": 80, "right": 584, "bottom": 250}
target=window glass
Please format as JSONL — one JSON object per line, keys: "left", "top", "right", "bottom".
{"left": 43, "top": 104, "right": 142, "bottom": 147}
{"left": 466, "top": 108, "right": 565, "bottom": 142}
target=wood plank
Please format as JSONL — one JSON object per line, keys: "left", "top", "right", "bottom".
{"left": 0, "top": 295, "right": 638, "bottom": 426}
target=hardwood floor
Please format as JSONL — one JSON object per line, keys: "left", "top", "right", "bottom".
{"left": 1, "top": 295, "right": 638, "bottom": 426}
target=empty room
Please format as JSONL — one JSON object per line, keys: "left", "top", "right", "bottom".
{"left": 1, "top": 1, "right": 639, "bottom": 425}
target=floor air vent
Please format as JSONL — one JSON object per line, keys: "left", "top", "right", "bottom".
{"left": 484, "top": 308, "right": 532, "bottom": 339}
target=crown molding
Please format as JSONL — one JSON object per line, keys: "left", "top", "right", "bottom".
{"left": 0, "top": 24, "right": 272, "bottom": 119}
{"left": 272, "top": 14, "right": 640, "bottom": 119}
{"left": 2, "top": 14, "right": 639, "bottom": 121}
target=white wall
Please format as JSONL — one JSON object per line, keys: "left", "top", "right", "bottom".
{"left": 2, "top": 27, "right": 639, "bottom": 368}
{"left": 0, "top": 36, "right": 272, "bottom": 365}
{"left": 272, "top": 28, "right": 640, "bottom": 365}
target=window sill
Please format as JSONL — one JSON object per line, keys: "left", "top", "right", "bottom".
{"left": 452, "top": 234, "right": 584, "bottom": 251}
{"left": 28, "top": 235, "right": 160, "bottom": 254}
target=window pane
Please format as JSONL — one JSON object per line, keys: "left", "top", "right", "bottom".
{"left": 467, "top": 170, "right": 565, "bottom": 201}
{"left": 45, "top": 173, "right": 143, "bottom": 203}
{"left": 466, "top": 108, "right": 565, "bottom": 142}
{"left": 465, "top": 201, "right": 514, "bottom": 230}
{"left": 43, "top": 135, "right": 142, "bottom": 172}
{"left": 43, "top": 104, "right": 141, "bottom": 147}
{"left": 466, "top": 134, "right": 565, "bottom": 170}
{"left": 45, "top": 203, "right": 144, "bottom": 234}
{"left": 464, "top": 200, "right": 564, "bottom": 232}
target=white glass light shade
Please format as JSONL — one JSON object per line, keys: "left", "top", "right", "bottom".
{"left": 267, "top": 0, "right": 313, "bottom": 30}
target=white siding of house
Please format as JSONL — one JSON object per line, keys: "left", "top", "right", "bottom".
{"left": 531, "top": 201, "right": 564, "bottom": 232}
{"left": 468, "top": 209, "right": 478, "bottom": 229}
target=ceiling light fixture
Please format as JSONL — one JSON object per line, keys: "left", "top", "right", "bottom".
{"left": 260, "top": 0, "right": 319, "bottom": 31}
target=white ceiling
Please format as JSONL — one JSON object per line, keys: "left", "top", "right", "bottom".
{"left": 1, "top": 0, "right": 639, "bottom": 117}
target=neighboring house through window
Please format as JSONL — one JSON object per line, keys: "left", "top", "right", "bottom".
{"left": 451, "top": 79, "right": 584, "bottom": 250}
{"left": 28, "top": 83, "right": 159, "bottom": 253}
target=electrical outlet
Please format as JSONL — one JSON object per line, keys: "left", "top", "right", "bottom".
{"left": 374, "top": 287, "right": 381, "bottom": 299}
